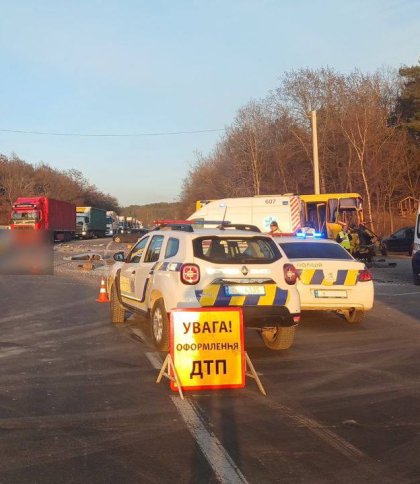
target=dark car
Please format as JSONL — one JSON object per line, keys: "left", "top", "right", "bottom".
{"left": 113, "top": 229, "right": 148, "bottom": 244}
{"left": 382, "top": 226, "right": 414, "bottom": 255}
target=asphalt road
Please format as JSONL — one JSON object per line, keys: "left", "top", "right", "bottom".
{"left": 0, "top": 240, "right": 419, "bottom": 483}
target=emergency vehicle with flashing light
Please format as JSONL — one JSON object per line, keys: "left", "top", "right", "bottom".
{"left": 276, "top": 235, "right": 374, "bottom": 323}
{"left": 108, "top": 221, "right": 301, "bottom": 351}
{"left": 189, "top": 195, "right": 303, "bottom": 235}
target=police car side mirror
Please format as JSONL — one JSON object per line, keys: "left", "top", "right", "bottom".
{"left": 113, "top": 251, "right": 126, "bottom": 262}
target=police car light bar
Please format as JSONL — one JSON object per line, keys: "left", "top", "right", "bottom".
{"left": 295, "top": 231, "right": 323, "bottom": 238}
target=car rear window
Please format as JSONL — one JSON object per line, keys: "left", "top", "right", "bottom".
{"left": 279, "top": 242, "right": 353, "bottom": 260}
{"left": 193, "top": 236, "right": 281, "bottom": 263}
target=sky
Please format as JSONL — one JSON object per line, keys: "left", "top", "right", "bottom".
{"left": 0, "top": 0, "right": 419, "bottom": 207}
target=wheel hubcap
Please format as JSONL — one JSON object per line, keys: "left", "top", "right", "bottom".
{"left": 153, "top": 308, "right": 163, "bottom": 342}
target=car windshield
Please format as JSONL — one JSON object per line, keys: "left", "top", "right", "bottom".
{"left": 76, "top": 215, "right": 88, "bottom": 224}
{"left": 279, "top": 241, "right": 353, "bottom": 260}
{"left": 193, "top": 236, "right": 281, "bottom": 263}
{"left": 11, "top": 211, "right": 39, "bottom": 221}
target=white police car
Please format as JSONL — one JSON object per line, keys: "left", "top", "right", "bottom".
{"left": 276, "top": 235, "right": 374, "bottom": 323}
{"left": 108, "top": 223, "right": 301, "bottom": 351}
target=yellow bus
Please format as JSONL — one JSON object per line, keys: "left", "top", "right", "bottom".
{"left": 195, "top": 200, "right": 213, "bottom": 211}
{"left": 300, "top": 193, "right": 364, "bottom": 240}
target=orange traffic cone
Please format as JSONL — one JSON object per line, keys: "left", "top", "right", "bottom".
{"left": 96, "top": 276, "right": 110, "bottom": 303}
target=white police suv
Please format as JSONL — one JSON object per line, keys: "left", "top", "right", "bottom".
{"left": 108, "top": 223, "right": 301, "bottom": 351}
{"left": 276, "top": 235, "right": 374, "bottom": 323}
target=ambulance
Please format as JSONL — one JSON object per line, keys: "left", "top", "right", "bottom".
{"left": 188, "top": 195, "right": 304, "bottom": 234}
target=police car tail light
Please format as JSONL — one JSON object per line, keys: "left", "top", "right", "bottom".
{"left": 181, "top": 264, "right": 200, "bottom": 285}
{"left": 358, "top": 269, "right": 373, "bottom": 282}
{"left": 283, "top": 264, "right": 297, "bottom": 285}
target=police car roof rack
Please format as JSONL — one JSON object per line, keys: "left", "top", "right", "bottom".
{"left": 218, "top": 223, "right": 261, "bottom": 232}
{"left": 187, "top": 220, "right": 260, "bottom": 231}
{"left": 152, "top": 220, "right": 260, "bottom": 233}
{"left": 152, "top": 220, "right": 194, "bottom": 232}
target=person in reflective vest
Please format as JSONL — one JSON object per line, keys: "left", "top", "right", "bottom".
{"left": 336, "top": 223, "right": 351, "bottom": 251}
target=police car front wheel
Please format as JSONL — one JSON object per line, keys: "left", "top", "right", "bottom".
{"left": 261, "top": 326, "right": 296, "bottom": 350}
{"left": 151, "top": 299, "right": 170, "bottom": 351}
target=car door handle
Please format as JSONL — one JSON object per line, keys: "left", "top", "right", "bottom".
{"left": 131, "top": 270, "right": 136, "bottom": 274}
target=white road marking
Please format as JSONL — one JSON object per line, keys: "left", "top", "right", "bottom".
{"left": 0, "top": 297, "right": 93, "bottom": 324}
{"left": 171, "top": 397, "right": 249, "bottom": 484}
{"left": 145, "top": 352, "right": 163, "bottom": 370}
{"left": 144, "top": 349, "right": 248, "bottom": 483}
{"left": 131, "top": 327, "right": 148, "bottom": 341}
{"left": 376, "top": 291, "right": 420, "bottom": 296}
{"left": 274, "top": 403, "right": 365, "bottom": 461}
{"left": 104, "top": 239, "right": 114, "bottom": 258}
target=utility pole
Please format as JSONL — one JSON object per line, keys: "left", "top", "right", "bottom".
{"left": 311, "top": 110, "right": 320, "bottom": 194}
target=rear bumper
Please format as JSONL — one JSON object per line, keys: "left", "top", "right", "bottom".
{"left": 297, "top": 282, "right": 374, "bottom": 312}
{"left": 301, "top": 303, "right": 371, "bottom": 311}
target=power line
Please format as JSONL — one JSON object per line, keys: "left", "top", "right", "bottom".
{"left": 0, "top": 127, "right": 224, "bottom": 137}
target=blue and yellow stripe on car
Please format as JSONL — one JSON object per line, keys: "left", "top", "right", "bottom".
{"left": 157, "top": 262, "right": 183, "bottom": 271}
{"left": 195, "top": 283, "right": 289, "bottom": 307}
{"left": 297, "top": 269, "right": 359, "bottom": 286}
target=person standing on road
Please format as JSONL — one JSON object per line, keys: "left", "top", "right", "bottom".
{"left": 336, "top": 223, "right": 351, "bottom": 251}
{"left": 349, "top": 226, "right": 360, "bottom": 256}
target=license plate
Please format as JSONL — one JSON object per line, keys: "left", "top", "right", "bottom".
{"left": 225, "top": 285, "right": 266, "bottom": 296}
{"left": 314, "top": 289, "right": 347, "bottom": 298}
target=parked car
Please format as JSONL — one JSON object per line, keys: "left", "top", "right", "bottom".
{"left": 113, "top": 229, "right": 148, "bottom": 243}
{"left": 108, "top": 223, "right": 301, "bottom": 351}
{"left": 276, "top": 236, "right": 374, "bottom": 324}
{"left": 382, "top": 226, "right": 415, "bottom": 255}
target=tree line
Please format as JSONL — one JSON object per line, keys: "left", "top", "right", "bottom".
{"left": 0, "top": 154, "right": 119, "bottom": 224}
{"left": 180, "top": 64, "right": 420, "bottom": 234}
{"left": 1, "top": 64, "right": 418, "bottom": 232}
{"left": 122, "top": 202, "right": 184, "bottom": 226}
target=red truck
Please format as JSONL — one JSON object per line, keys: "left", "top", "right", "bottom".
{"left": 10, "top": 197, "right": 76, "bottom": 241}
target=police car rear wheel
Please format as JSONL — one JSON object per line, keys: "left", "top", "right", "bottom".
{"left": 151, "top": 299, "right": 169, "bottom": 351}
{"left": 110, "top": 284, "right": 126, "bottom": 324}
{"left": 261, "top": 326, "right": 295, "bottom": 350}
{"left": 344, "top": 308, "right": 364, "bottom": 324}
